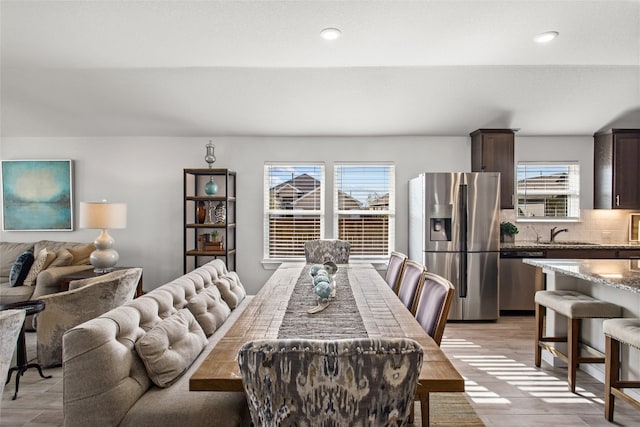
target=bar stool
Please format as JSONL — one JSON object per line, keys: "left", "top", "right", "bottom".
{"left": 603, "top": 318, "right": 640, "bottom": 421}
{"left": 534, "top": 290, "right": 621, "bottom": 392}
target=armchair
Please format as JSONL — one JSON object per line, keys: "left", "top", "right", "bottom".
{"left": 35, "top": 268, "right": 142, "bottom": 367}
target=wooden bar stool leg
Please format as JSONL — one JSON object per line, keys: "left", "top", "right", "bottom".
{"left": 535, "top": 303, "right": 544, "bottom": 367}
{"left": 568, "top": 318, "right": 580, "bottom": 393}
{"left": 605, "top": 335, "right": 619, "bottom": 421}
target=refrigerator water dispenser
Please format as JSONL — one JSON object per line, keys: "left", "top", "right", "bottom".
{"left": 430, "top": 205, "right": 452, "bottom": 241}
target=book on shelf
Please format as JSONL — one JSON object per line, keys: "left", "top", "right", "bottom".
{"left": 204, "top": 242, "right": 224, "bottom": 251}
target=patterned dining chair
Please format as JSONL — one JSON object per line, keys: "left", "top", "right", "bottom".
{"left": 396, "top": 260, "right": 427, "bottom": 314}
{"left": 238, "top": 337, "right": 423, "bottom": 427}
{"left": 385, "top": 251, "right": 407, "bottom": 294}
{"left": 304, "top": 239, "right": 351, "bottom": 264}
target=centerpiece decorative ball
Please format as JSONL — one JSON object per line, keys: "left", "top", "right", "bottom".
{"left": 309, "top": 264, "right": 325, "bottom": 277}
{"left": 314, "top": 280, "right": 334, "bottom": 300}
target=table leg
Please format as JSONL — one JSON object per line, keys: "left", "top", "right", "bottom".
{"left": 5, "top": 326, "right": 52, "bottom": 400}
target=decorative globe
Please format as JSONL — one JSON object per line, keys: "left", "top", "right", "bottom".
{"left": 315, "top": 269, "right": 329, "bottom": 278}
{"left": 314, "top": 280, "right": 334, "bottom": 300}
{"left": 309, "top": 264, "right": 324, "bottom": 277}
{"left": 204, "top": 179, "right": 218, "bottom": 195}
{"left": 313, "top": 275, "right": 331, "bottom": 286}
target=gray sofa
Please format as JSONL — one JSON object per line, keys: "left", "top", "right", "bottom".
{"left": 63, "top": 259, "right": 252, "bottom": 427}
{"left": 1, "top": 240, "right": 94, "bottom": 304}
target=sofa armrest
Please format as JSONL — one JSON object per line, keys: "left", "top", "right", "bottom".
{"left": 31, "top": 265, "right": 93, "bottom": 299}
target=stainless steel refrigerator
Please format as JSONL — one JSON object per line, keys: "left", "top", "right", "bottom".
{"left": 409, "top": 172, "right": 500, "bottom": 320}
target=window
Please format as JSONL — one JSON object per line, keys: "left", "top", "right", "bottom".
{"left": 264, "top": 164, "right": 324, "bottom": 259}
{"left": 516, "top": 162, "right": 580, "bottom": 220}
{"left": 334, "top": 164, "right": 395, "bottom": 257}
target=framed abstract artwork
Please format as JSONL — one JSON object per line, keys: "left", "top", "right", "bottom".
{"left": 2, "top": 160, "right": 74, "bottom": 231}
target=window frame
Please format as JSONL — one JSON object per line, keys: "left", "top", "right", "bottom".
{"left": 333, "top": 163, "right": 395, "bottom": 259}
{"left": 515, "top": 161, "right": 580, "bottom": 222}
{"left": 263, "top": 163, "right": 325, "bottom": 260}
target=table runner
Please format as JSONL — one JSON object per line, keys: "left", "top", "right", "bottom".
{"left": 278, "top": 265, "right": 368, "bottom": 339}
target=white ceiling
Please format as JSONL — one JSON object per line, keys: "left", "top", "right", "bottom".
{"left": 1, "top": 0, "right": 639, "bottom": 137}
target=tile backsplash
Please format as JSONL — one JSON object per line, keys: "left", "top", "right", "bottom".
{"left": 500, "top": 209, "right": 638, "bottom": 243}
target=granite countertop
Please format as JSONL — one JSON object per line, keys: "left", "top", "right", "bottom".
{"left": 501, "top": 241, "right": 640, "bottom": 250}
{"left": 523, "top": 258, "right": 640, "bottom": 294}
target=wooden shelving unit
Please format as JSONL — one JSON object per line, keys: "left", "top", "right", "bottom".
{"left": 183, "top": 168, "right": 236, "bottom": 273}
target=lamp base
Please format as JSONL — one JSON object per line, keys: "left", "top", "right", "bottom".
{"left": 91, "top": 229, "right": 119, "bottom": 272}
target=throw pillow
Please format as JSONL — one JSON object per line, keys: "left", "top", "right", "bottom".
{"left": 135, "top": 309, "right": 207, "bottom": 388}
{"left": 212, "top": 271, "right": 246, "bottom": 309}
{"left": 9, "top": 250, "right": 34, "bottom": 287}
{"left": 186, "top": 286, "right": 231, "bottom": 336}
{"left": 49, "top": 248, "right": 74, "bottom": 267}
{"left": 23, "top": 248, "right": 57, "bottom": 287}
{"left": 68, "top": 243, "right": 95, "bottom": 265}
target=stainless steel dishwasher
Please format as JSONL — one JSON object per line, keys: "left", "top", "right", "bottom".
{"left": 500, "top": 250, "right": 545, "bottom": 312}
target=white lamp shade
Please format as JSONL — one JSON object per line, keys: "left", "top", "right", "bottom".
{"left": 79, "top": 202, "right": 127, "bottom": 229}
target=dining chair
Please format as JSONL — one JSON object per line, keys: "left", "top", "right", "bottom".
{"left": 396, "top": 260, "right": 427, "bottom": 314}
{"left": 413, "top": 271, "right": 455, "bottom": 346}
{"left": 410, "top": 271, "right": 455, "bottom": 425}
{"left": 238, "top": 337, "right": 423, "bottom": 427}
{"left": 385, "top": 251, "right": 407, "bottom": 294}
{"left": 304, "top": 239, "right": 350, "bottom": 264}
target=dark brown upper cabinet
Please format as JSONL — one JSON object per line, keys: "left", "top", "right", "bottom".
{"left": 594, "top": 129, "right": 640, "bottom": 209}
{"left": 471, "top": 129, "right": 515, "bottom": 209}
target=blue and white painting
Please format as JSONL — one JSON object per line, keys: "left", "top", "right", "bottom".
{"left": 2, "top": 160, "right": 73, "bottom": 231}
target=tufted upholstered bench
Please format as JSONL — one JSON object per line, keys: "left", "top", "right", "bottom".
{"left": 63, "top": 259, "right": 252, "bottom": 427}
{"left": 534, "top": 290, "right": 621, "bottom": 392}
{"left": 603, "top": 318, "right": 640, "bottom": 421}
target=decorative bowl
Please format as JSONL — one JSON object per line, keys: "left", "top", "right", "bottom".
{"left": 322, "top": 261, "right": 338, "bottom": 275}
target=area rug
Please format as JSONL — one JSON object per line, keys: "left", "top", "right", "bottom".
{"left": 428, "top": 392, "right": 485, "bottom": 426}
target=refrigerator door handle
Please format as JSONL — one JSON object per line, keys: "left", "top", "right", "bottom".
{"left": 460, "top": 251, "right": 468, "bottom": 298}
{"left": 459, "top": 183, "right": 468, "bottom": 298}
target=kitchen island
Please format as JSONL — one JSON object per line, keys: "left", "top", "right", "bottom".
{"left": 524, "top": 258, "right": 640, "bottom": 391}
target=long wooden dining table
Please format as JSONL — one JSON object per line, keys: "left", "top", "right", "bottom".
{"left": 190, "top": 262, "right": 465, "bottom": 423}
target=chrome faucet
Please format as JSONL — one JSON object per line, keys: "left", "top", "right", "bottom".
{"left": 550, "top": 226, "right": 569, "bottom": 242}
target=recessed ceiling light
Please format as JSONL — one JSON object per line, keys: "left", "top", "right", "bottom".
{"left": 320, "top": 28, "right": 341, "bottom": 41}
{"left": 533, "top": 31, "right": 559, "bottom": 44}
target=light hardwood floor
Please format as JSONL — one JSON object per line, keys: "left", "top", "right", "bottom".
{"left": 1, "top": 315, "right": 639, "bottom": 426}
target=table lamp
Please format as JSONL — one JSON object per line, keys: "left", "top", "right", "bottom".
{"left": 79, "top": 201, "right": 127, "bottom": 273}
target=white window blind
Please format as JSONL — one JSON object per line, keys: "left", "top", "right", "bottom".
{"left": 334, "top": 164, "right": 395, "bottom": 257}
{"left": 264, "top": 164, "right": 324, "bottom": 259}
{"left": 516, "top": 162, "right": 580, "bottom": 220}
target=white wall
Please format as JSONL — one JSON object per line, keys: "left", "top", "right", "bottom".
{"left": 1, "top": 136, "right": 471, "bottom": 294}
{"left": 5, "top": 135, "right": 624, "bottom": 293}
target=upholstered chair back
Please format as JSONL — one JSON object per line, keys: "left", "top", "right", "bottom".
{"left": 384, "top": 251, "right": 407, "bottom": 293}
{"left": 414, "top": 272, "right": 455, "bottom": 346}
{"left": 36, "top": 268, "right": 143, "bottom": 367}
{"left": 0, "top": 309, "right": 25, "bottom": 399}
{"left": 396, "top": 260, "right": 426, "bottom": 314}
{"left": 304, "top": 239, "right": 351, "bottom": 264}
{"left": 238, "top": 338, "right": 423, "bottom": 427}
